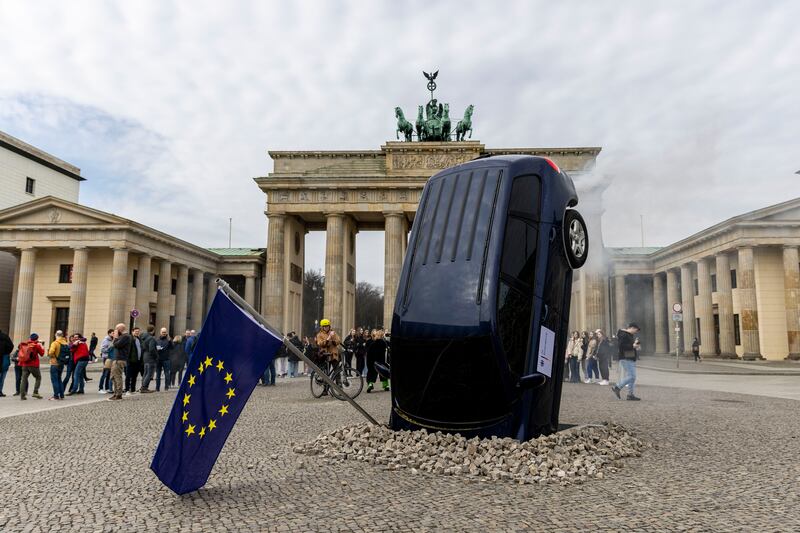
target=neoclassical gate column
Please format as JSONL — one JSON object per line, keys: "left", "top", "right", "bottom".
{"left": 680, "top": 263, "right": 696, "bottom": 353}
{"left": 324, "top": 213, "right": 345, "bottom": 330}
{"left": 715, "top": 252, "right": 736, "bottom": 358}
{"left": 190, "top": 269, "right": 204, "bottom": 330}
{"left": 67, "top": 247, "right": 89, "bottom": 334}
{"left": 666, "top": 269, "right": 680, "bottom": 353}
{"left": 384, "top": 212, "right": 405, "bottom": 328}
{"left": 244, "top": 274, "right": 256, "bottom": 307}
{"left": 696, "top": 257, "right": 715, "bottom": 356}
{"left": 783, "top": 245, "right": 800, "bottom": 359}
{"left": 614, "top": 274, "right": 627, "bottom": 328}
{"left": 652, "top": 273, "right": 667, "bottom": 353}
{"left": 12, "top": 248, "right": 36, "bottom": 344}
{"left": 738, "top": 246, "right": 761, "bottom": 360}
{"left": 156, "top": 260, "right": 172, "bottom": 332}
{"left": 174, "top": 265, "right": 189, "bottom": 335}
{"left": 135, "top": 253, "right": 152, "bottom": 321}
{"left": 109, "top": 248, "right": 129, "bottom": 327}
{"left": 264, "top": 214, "right": 286, "bottom": 331}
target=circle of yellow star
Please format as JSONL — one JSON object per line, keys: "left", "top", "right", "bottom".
{"left": 216, "top": 360, "right": 224, "bottom": 371}
{"left": 182, "top": 411, "right": 189, "bottom": 422}
{"left": 188, "top": 374, "right": 196, "bottom": 387}
{"left": 218, "top": 404, "right": 229, "bottom": 417}
{"left": 198, "top": 362, "right": 205, "bottom": 374}
{"left": 185, "top": 424, "right": 196, "bottom": 437}
{"left": 182, "top": 393, "right": 191, "bottom": 407}
{"left": 204, "top": 356, "right": 213, "bottom": 369}
{"left": 199, "top": 426, "right": 206, "bottom": 438}
{"left": 208, "top": 419, "right": 217, "bottom": 431}
{"left": 226, "top": 387, "right": 236, "bottom": 400}
{"left": 224, "top": 372, "right": 233, "bottom": 384}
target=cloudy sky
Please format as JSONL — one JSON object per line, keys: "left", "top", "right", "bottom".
{"left": 1, "top": 0, "right": 797, "bottom": 286}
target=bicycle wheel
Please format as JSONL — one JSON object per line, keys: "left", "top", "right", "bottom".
{"left": 309, "top": 370, "right": 327, "bottom": 398}
{"left": 330, "top": 366, "right": 364, "bottom": 401}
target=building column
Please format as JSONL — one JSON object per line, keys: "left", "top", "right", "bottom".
{"left": 715, "top": 252, "right": 736, "bottom": 358}
{"left": 783, "top": 245, "right": 800, "bottom": 359}
{"left": 614, "top": 274, "right": 627, "bottom": 328}
{"left": 264, "top": 214, "right": 286, "bottom": 331}
{"left": 135, "top": 253, "right": 152, "bottom": 322}
{"left": 156, "top": 260, "right": 172, "bottom": 332}
{"left": 244, "top": 274, "right": 256, "bottom": 307}
{"left": 737, "top": 246, "right": 761, "bottom": 360}
{"left": 206, "top": 275, "right": 217, "bottom": 314}
{"left": 174, "top": 265, "right": 189, "bottom": 335}
{"left": 324, "top": 213, "right": 345, "bottom": 330}
{"left": 190, "top": 269, "right": 204, "bottom": 330}
{"left": 8, "top": 253, "right": 20, "bottom": 340}
{"left": 67, "top": 247, "right": 89, "bottom": 334}
{"left": 679, "top": 263, "right": 696, "bottom": 354}
{"left": 696, "top": 257, "right": 715, "bottom": 356}
{"left": 109, "top": 248, "right": 129, "bottom": 327}
{"left": 11, "top": 248, "right": 36, "bottom": 344}
{"left": 384, "top": 212, "right": 405, "bottom": 328}
{"left": 584, "top": 272, "right": 606, "bottom": 332}
{"left": 652, "top": 273, "right": 667, "bottom": 353}
{"left": 666, "top": 269, "right": 680, "bottom": 353}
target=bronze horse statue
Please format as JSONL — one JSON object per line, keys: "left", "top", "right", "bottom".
{"left": 395, "top": 107, "right": 414, "bottom": 142}
{"left": 455, "top": 104, "right": 474, "bottom": 141}
{"left": 441, "top": 103, "right": 451, "bottom": 140}
{"left": 415, "top": 105, "right": 424, "bottom": 140}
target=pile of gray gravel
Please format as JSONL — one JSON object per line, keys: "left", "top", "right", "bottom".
{"left": 293, "top": 422, "right": 649, "bottom": 485}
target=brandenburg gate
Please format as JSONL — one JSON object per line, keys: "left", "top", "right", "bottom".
{"left": 255, "top": 141, "right": 601, "bottom": 334}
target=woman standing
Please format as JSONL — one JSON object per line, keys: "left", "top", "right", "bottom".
{"left": 565, "top": 331, "right": 582, "bottom": 383}
{"left": 365, "top": 328, "right": 390, "bottom": 393}
{"left": 343, "top": 329, "right": 357, "bottom": 369}
{"left": 584, "top": 332, "right": 600, "bottom": 383}
{"left": 170, "top": 335, "right": 186, "bottom": 386}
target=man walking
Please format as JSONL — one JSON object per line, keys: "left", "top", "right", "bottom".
{"left": 109, "top": 324, "right": 131, "bottom": 401}
{"left": 47, "top": 331, "right": 69, "bottom": 400}
{"left": 155, "top": 327, "right": 172, "bottom": 392}
{"left": 612, "top": 323, "right": 641, "bottom": 401}
{"left": 125, "top": 327, "right": 143, "bottom": 396}
{"left": 18, "top": 333, "right": 44, "bottom": 400}
{"left": 139, "top": 325, "right": 157, "bottom": 393}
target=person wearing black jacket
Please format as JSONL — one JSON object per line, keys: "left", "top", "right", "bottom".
{"left": 138, "top": 326, "right": 158, "bottom": 393}
{"left": 154, "top": 328, "right": 173, "bottom": 392}
{"left": 355, "top": 328, "right": 368, "bottom": 376}
{"left": 109, "top": 324, "right": 131, "bottom": 401}
{"left": 0, "top": 329, "right": 14, "bottom": 397}
{"left": 286, "top": 332, "right": 303, "bottom": 378}
{"left": 343, "top": 329, "right": 358, "bottom": 369}
{"left": 594, "top": 329, "right": 614, "bottom": 385}
{"left": 365, "top": 328, "right": 389, "bottom": 393}
{"left": 612, "top": 323, "right": 641, "bottom": 401}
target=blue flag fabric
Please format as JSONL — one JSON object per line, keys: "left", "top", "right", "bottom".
{"left": 151, "top": 288, "right": 283, "bottom": 495}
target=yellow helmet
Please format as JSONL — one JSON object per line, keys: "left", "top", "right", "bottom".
{"left": 320, "top": 319, "right": 331, "bottom": 327}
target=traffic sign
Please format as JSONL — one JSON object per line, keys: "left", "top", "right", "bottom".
{"left": 672, "top": 313, "right": 683, "bottom": 322}
{"left": 130, "top": 308, "right": 140, "bottom": 319}
{"left": 672, "top": 303, "right": 683, "bottom": 313}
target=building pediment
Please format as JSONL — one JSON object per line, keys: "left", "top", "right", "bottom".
{"left": 744, "top": 200, "right": 800, "bottom": 223}
{"left": 0, "top": 196, "right": 124, "bottom": 228}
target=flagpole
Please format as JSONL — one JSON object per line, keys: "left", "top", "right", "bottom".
{"left": 215, "top": 278, "right": 380, "bottom": 426}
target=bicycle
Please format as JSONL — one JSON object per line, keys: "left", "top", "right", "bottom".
{"left": 309, "top": 354, "right": 364, "bottom": 400}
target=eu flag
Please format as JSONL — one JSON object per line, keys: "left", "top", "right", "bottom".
{"left": 151, "top": 288, "right": 283, "bottom": 495}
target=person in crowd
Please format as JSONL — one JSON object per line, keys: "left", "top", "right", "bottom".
{"left": 691, "top": 337, "right": 701, "bottom": 362}
{"left": 139, "top": 325, "right": 158, "bottom": 393}
{"left": 89, "top": 332, "right": 98, "bottom": 359}
{"left": 315, "top": 319, "right": 341, "bottom": 373}
{"left": 170, "top": 335, "right": 186, "bottom": 386}
{"left": 584, "top": 331, "right": 600, "bottom": 383}
{"left": 275, "top": 335, "right": 288, "bottom": 378}
{"left": 579, "top": 331, "right": 589, "bottom": 379}
{"left": 124, "top": 327, "right": 143, "bottom": 396}
{"left": 359, "top": 327, "right": 371, "bottom": 377}
{"left": 302, "top": 336, "right": 316, "bottom": 376}
{"left": 18, "top": 333, "right": 44, "bottom": 400}
{"left": 12, "top": 346, "right": 22, "bottom": 396}
{"left": 594, "top": 329, "right": 613, "bottom": 386}
{"left": 286, "top": 332, "right": 302, "bottom": 378}
{"left": 109, "top": 323, "right": 130, "bottom": 401}
{"left": 61, "top": 333, "right": 75, "bottom": 392}
{"left": 155, "top": 327, "right": 173, "bottom": 392}
{"left": 181, "top": 330, "right": 196, "bottom": 366}
{"left": 98, "top": 329, "right": 114, "bottom": 393}
{"left": 365, "top": 328, "right": 389, "bottom": 393}
{"left": 565, "top": 331, "right": 582, "bottom": 383}
{"left": 612, "top": 323, "right": 642, "bottom": 401}
{"left": 0, "top": 328, "right": 14, "bottom": 397}
{"left": 343, "top": 328, "right": 358, "bottom": 369}
{"left": 65, "top": 333, "right": 90, "bottom": 395}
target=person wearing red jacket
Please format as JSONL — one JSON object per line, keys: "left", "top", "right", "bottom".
{"left": 18, "top": 333, "right": 45, "bottom": 400}
{"left": 66, "top": 334, "right": 91, "bottom": 395}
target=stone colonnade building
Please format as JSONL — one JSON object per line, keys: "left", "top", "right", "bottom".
{"left": 255, "top": 141, "right": 602, "bottom": 335}
{"left": 589, "top": 198, "right": 800, "bottom": 361}
{"left": 0, "top": 196, "right": 264, "bottom": 344}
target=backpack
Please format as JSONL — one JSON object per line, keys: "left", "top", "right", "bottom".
{"left": 57, "top": 343, "right": 72, "bottom": 365}
{"left": 17, "top": 342, "right": 36, "bottom": 364}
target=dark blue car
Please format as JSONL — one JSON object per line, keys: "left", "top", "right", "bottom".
{"left": 385, "top": 155, "right": 588, "bottom": 441}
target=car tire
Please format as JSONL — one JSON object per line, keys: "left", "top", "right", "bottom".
{"left": 563, "top": 209, "right": 588, "bottom": 269}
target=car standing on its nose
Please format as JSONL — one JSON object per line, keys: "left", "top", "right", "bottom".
{"left": 383, "top": 155, "right": 588, "bottom": 441}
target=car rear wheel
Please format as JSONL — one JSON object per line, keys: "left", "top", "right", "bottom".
{"left": 563, "top": 209, "right": 588, "bottom": 269}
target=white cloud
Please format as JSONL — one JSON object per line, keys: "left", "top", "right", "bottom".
{"left": 0, "top": 0, "right": 798, "bottom": 284}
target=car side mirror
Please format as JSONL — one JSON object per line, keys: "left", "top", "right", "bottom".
{"left": 518, "top": 373, "right": 547, "bottom": 390}
{"left": 374, "top": 362, "right": 391, "bottom": 380}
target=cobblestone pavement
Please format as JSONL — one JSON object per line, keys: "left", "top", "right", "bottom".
{"left": 0, "top": 378, "right": 798, "bottom": 532}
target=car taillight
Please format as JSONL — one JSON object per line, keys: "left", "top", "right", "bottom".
{"left": 544, "top": 158, "right": 560, "bottom": 173}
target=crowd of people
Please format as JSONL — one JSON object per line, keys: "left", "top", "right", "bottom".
{"left": 564, "top": 323, "right": 642, "bottom": 401}
{"left": 0, "top": 324, "right": 198, "bottom": 401}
